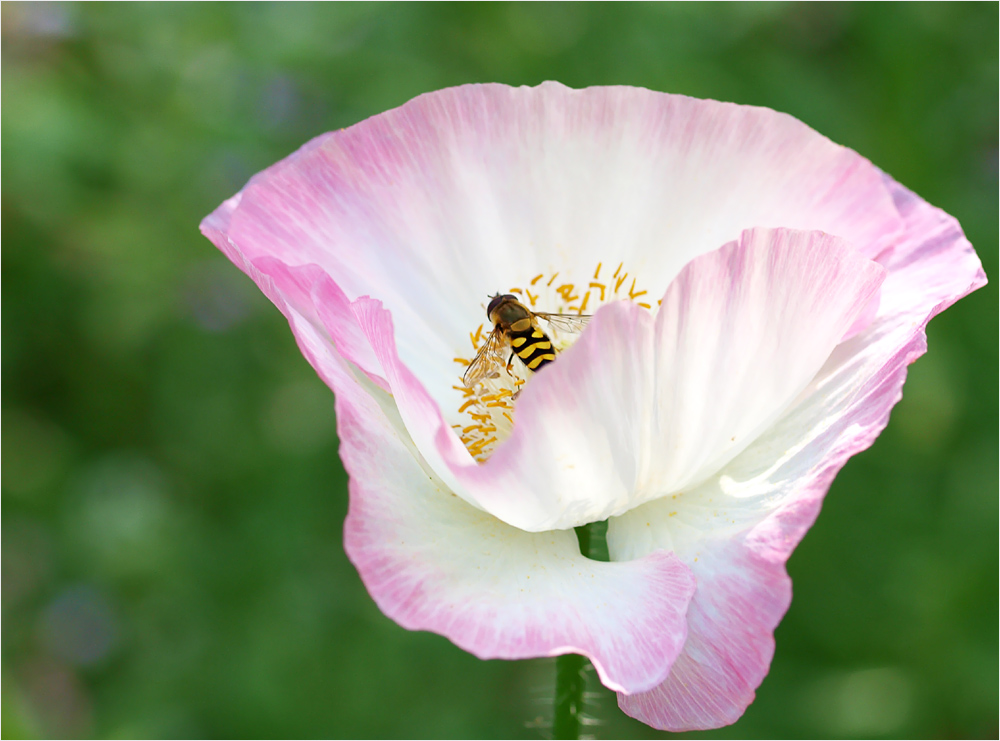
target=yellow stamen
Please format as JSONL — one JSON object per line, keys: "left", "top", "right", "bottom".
{"left": 470, "top": 323, "right": 484, "bottom": 349}
{"left": 612, "top": 261, "right": 623, "bottom": 279}
{"left": 556, "top": 283, "right": 578, "bottom": 304}
{"left": 454, "top": 357, "right": 470, "bottom": 365}
{"left": 589, "top": 282, "right": 606, "bottom": 301}
{"left": 547, "top": 272, "right": 559, "bottom": 287}
{"left": 593, "top": 262, "right": 602, "bottom": 280}
{"left": 530, "top": 273, "right": 544, "bottom": 286}
{"left": 628, "top": 278, "right": 646, "bottom": 300}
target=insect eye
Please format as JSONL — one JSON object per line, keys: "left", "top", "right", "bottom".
{"left": 487, "top": 293, "right": 514, "bottom": 316}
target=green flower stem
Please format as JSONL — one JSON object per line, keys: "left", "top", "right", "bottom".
{"left": 553, "top": 521, "right": 609, "bottom": 739}
{"left": 553, "top": 653, "right": 589, "bottom": 739}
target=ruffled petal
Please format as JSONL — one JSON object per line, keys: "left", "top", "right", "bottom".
{"left": 616, "top": 536, "right": 791, "bottom": 731}
{"left": 336, "top": 348, "right": 697, "bottom": 696}
{"left": 605, "top": 175, "right": 985, "bottom": 730}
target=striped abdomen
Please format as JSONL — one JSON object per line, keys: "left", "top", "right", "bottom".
{"left": 508, "top": 318, "right": 556, "bottom": 371}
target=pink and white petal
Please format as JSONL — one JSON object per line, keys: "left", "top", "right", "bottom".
{"left": 616, "top": 537, "right": 791, "bottom": 731}
{"left": 336, "top": 348, "right": 697, "bottom": 696}
{"left": 717, "top": 171, "right": 987, "bottom": 566}
{"left": 642, "top": 227, "right": 886, "bottom": 496}
{"left": 417, "top": 227, "right": 884, "bottom": 531}
{"left": 605, "top": 176, "right": 985, "bottom": 731}
{"left": 204, "top": 83, "right": 905, "bottom": 429}
{"left": 605, "top": 475, "right": 807, "bottom": 730}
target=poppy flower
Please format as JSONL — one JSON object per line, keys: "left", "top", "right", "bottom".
{"left": 200, "top": 82, "right": 985, "bottom": 730}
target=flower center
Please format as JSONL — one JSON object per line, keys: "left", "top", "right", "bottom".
{"left": 452, "top": 261, "right": 655, "bottom": 462}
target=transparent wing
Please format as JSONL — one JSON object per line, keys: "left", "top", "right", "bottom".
{"left": 463, "top": 327, "right": 510, "bottom": 388}
{"left": 534, "top": 312, "right": 591, "bottom": 340}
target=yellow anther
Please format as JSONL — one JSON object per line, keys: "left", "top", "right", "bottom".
{"left": 486, "top": 400, "right": 511, "bottom": 408}
{"left": 510, "top": 287, "right": 522, "bottom": 294}
{"left": 452, "top": 384, "right": 476, "bottom": 397}
{"left": 556, "top": 284, "right": 578, "bottom": 304}
{"left": 468, "top": 436, "right": 498, "bottom": 457}
{"left": 615, "top": 273, "right": 628, "bottom": 293}
{"left": 613, "top": 262, "right": 623, "bottom": 279}
{"left": 576, "top": 292, "right": 590, "bottom": 314}
{"left": 628, "top": 278, "right": 646, "bottom": 300}
{"left": 547, "top": 272, "right": 559, "bottom": 287}
{"left": 525, "top": 289, "right": 538, "bottom": 306}
{"left": 638, "top": 302, "right": 652, "bottom": 309}
{"left": 470, "top": 324, "right": 484, "bottom": 349}
{"left": 530, "top": 273, "right": 544, "bottom": 286}
{"left": 589, "top": 282, "right": 606, "bottom": 301}
{"left": 458, "top": 399, "right": 477, "bottom": 413}
{"left": 454, "top": 357, "right": 470, "bottom": 365}
{"left": 462, "top": 424, "right": 483, "bottom": 433}
{"left": 593, "top": 262, "right": 602, "bottom": 280}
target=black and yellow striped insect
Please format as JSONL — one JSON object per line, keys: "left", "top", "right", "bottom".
{"left": 463, "top": 293, "right": 591, "bottom": 388}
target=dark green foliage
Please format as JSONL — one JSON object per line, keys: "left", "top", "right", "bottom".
{"left": 2, "top": 3, "right": 996, "bottom": 738}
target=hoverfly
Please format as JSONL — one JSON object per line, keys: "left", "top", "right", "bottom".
{"left": 463, "top": 293, "right": 591, "bottom": 388}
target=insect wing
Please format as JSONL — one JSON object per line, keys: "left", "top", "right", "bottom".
{"left": 463, "top": 327, "right": 510, "bottom": 387}
{"left": 534, "top": 312, "right": 591, "bottom": 341}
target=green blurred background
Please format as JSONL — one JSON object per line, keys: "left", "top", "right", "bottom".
{"left": 2, "top": 3, "right": 997, "bottom": 738}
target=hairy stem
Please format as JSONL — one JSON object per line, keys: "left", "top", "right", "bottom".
{"left": 552, "top": 521, "right": 609, "bottom": 739}
{"left": 553, "top": 653, "right": 588, "bottom": 739}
